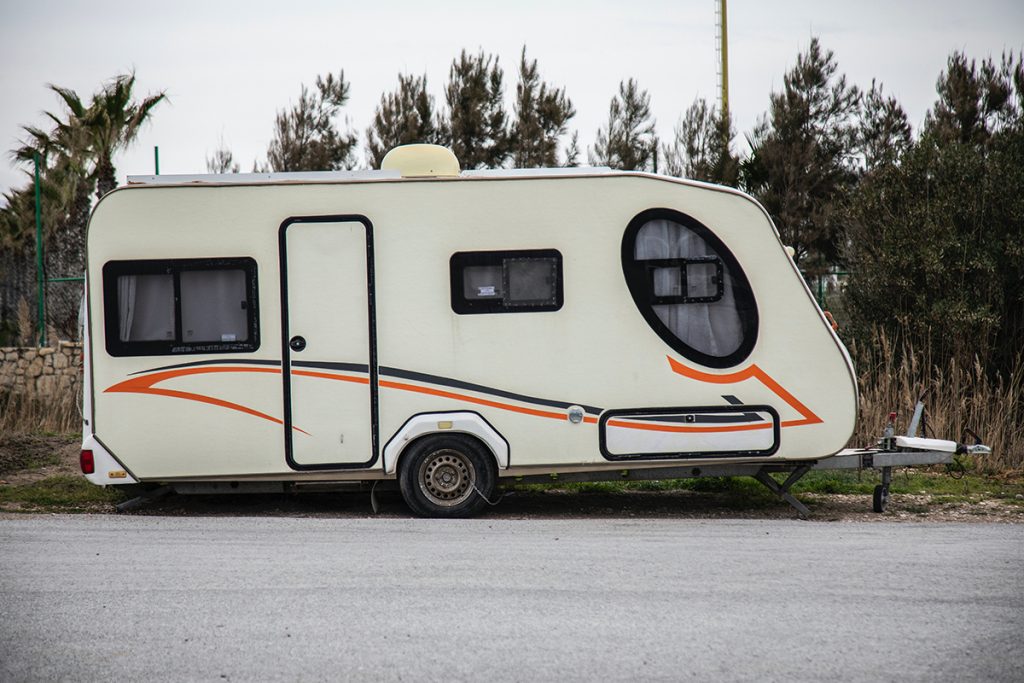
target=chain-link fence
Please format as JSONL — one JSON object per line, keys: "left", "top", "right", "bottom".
{"left": 42, "top": 278, "right": 84, "bottom": 343}
{"left": 0, "top": 248, "right": 83, "bottom": 346}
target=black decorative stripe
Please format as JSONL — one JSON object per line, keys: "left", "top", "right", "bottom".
{"left": 130, "top": 358, "right": 602, "bottom": 416}
{"left": 380, "top": 365, "right": 603, "bottom": 415}
{"left": 130, "top": 358, "right": 282, "bottom": 375}
{"left": 722, "top": 395, "right": 743, "bottom": 405}
{"left": 616, "top": 411, "right": 765, "bottom": 424}
{"left": 292, "top": 360, "right": 369, "bottom": 374}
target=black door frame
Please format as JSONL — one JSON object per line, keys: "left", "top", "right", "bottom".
{"left": 279, "top": 214, "right": 379, "bottom": 471}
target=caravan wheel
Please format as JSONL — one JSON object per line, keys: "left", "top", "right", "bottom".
{"left": 398, "top": 434, "right": 498, "bottom": 518}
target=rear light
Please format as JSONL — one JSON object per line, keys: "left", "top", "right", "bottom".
{"left": 80, "top": 450, "right": 95, "bottom": 474}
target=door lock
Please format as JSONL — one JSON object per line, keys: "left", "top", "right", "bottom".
{"left": 289, "top": 336, "right": 307, "bottom": 352}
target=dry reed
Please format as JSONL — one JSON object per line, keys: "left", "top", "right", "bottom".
{"left": 0, "top": 390, "right": 80, "bottom": 434}
{"left": 848, "top": 330, "right": 1024, "bottom": 473}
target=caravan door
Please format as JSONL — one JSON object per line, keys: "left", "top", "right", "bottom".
{"left": 280, "top": 216, "right": 378, "bottom": 470}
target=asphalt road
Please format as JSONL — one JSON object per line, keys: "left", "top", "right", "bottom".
{"left": 1, "top": 516, "right": 1022, "bottom": 682}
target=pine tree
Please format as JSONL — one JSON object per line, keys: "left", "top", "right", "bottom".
{"left": 661, "top": 97, "right": 739, "bottom": 185}
{"left": 590, "top": 79, "right": 657, "bottom": 171}
{"left": 844, "top": 51, "right": 1024, "bottom": 376}
{"left": 925, "top": 51, "right": 1023, "bottom": 146}
{"left": 266, "top": 71, "right": 357, "bottom": 172}
{"left": 206, "top": 140, "right": 239, "bottom": 173}
{"left": 562, "top": 131, "right": 580, "bottom": 167}
{"left": 509, "top": 48, "right": 576, "bottom": 167}
{"left": 365, "top": 74, "right": 440, "bottom": 169}
{"left": 741, "top": 38, "right": 860, "bottom": 275}
{"left": 858, "top": 80, "right": 912, "bottom": 171}
{"left": 439, "top": 50, "right": 509, "bottom": 169}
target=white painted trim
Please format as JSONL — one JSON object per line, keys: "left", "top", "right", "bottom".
{"left": 461, "top": 166, "right": 611, "bottom": 177}
{"left": 81, "top": 434, "right": 138, "bottom": 485}
{"left": 382, "top": 412, "right": 510, "bottom": 475}
{"left": 126, "top": 169, "right": 401, "bottom": 185}
{"left": 894, "top": 436, "right": 958, "bottom": 453}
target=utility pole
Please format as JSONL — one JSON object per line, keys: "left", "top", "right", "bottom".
{"left": 716, "top": 0, "right": 730, "bottom": 123}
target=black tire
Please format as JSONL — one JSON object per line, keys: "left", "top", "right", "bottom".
{"left": 397, "top": 434, "right": 498, "bottom": 518}
{"left": 872, "top": 484, "right": 889, "bottom": 513}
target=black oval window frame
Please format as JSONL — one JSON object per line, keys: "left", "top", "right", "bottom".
{"left": 621, "top": 208, "right": 759, "bottom": 369}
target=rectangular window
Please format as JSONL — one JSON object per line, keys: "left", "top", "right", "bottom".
{"left": 103, "top": 258, "right": 259, "bottom": 356}
{"left": 644, "top": 256, "right": 724, "bottom": 305}
{"left": 450, "top": 249, "right": 563, "bottom": 314}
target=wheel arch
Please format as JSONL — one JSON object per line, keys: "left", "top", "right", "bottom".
{"left": 382, "top": 411, "right": 509, "bottom": 475}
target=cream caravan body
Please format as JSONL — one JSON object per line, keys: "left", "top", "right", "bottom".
{"left": 82, "top": 146, "right": 858, "bottom": 516}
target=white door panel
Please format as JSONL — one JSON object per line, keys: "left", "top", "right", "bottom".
{"left": 283, "top": 218, "right": 376, "bottom": 468}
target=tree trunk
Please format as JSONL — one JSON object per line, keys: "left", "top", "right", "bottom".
{"left": 95, "top": 157, "right": 117, "bottom": 200}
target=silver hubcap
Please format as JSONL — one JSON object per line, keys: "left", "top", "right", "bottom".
{"left": 418, "top": 449, "right": 476, "bottom": 507}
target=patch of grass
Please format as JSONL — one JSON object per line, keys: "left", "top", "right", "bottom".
{"left": 505, "top": 470, "right": 1024, "bottom": 509}
{"left": 0, "top": 433, "right": 75, "bottom": 474}
{"left": 0, "top": 475, "right": 125, "bottom": 510}
{"left": 789, "top": 472, "right": 877, "bottom": 495}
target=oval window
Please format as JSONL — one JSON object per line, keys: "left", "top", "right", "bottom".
{"left": 621, "top": 208, "right": 758, "bottom": 368}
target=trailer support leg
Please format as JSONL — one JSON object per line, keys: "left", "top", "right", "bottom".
{"left": 872, "top": 467, "right": 892, "bottom": 513}
{"left": 754, "top": 466, "right": 812, "bottom": 518}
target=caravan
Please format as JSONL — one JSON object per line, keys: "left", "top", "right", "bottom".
{"left": 80, "top": 144, "right": 860, "bottom": 516}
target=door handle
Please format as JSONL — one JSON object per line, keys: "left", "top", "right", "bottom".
{"left": 289, "top": 335, "right": 307, "bottom": 352}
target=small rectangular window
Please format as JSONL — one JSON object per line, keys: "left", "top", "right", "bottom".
{"left": 450, "top": 249, "right": 563, "bottom": 314}
{"left": 103, "top": 258, "right": 259, "bottom": 356}
{"left": 644, "top": 256, "right": 724, "bottom": 305}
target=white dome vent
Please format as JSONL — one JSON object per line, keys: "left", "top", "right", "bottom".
{"left": 380, "top": 144, "right": 461, "bottom": 178}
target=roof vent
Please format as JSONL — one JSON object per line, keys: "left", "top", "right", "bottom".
{"left": 381, "top": 144, "right": 460, "bottom": 178}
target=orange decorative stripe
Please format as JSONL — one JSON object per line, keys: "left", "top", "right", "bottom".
{"left": 665, "top": 355, "right": 822, "bottom": 428}
{"left": 104, "top": 366, "right": 308, "bottom": 431}
{"left": 378, "top": 379, "right": 568, "bottom": 421}
{"left": 293, "top": 369, "right": 370, "bottom": 385}
{"left": 105, "top": 360, "right": 820, "bottom": 436}
{"left": 104, "top": 365, "right": 577, "bottom": 432}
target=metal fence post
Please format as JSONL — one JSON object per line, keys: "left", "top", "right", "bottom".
{"left": 33, "top": 152, "right": 46, "bottom": 347}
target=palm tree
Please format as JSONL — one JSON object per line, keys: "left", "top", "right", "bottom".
{"left": 80, "top": 73, "right": 166, "bottom": 198}
{"left": 13, "top": 104, "right": 94, "bottom": 238}
{"left": 2, "top": 73, "right": 164, "bottom": 340}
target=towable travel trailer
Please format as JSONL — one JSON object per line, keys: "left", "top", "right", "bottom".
{"left": 79, "top": 145, "right": 985, "bottom": 516}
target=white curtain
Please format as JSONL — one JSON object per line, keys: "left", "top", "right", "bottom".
{"left": 117, "top": 275, "right": 137, "bottom": 342}
{"left": 635, "top": 219, "right": 744, "bottom": 357}
{"left": 117, "top": 274, "right": 175, "bottom": 341}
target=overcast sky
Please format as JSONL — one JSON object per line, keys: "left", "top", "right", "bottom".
{"left": 2, "top": 0, "right": 1022, "bottom": 199}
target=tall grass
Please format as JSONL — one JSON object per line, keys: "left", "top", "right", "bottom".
{"left": 0, "top": 390, "right": 80, "bottom": 434}
{"left": 849, "top": 330, "right": 1024, "bottom": 473}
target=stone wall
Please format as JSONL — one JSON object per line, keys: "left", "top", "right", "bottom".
{"left": 0, "top": 342, "right": 82, "bottom": 397}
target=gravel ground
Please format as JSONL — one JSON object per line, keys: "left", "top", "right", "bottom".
{"left": 2, "top": 515, "right": 1022, "bottom": 682}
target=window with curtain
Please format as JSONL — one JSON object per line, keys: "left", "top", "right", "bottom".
{"left": 450, "top": 249, "right": 563, "bottom": 314}
{"left": 622, "top": 209, "right": 757, "bottom": 368}
{"left": 103, "top": 258, "right": 259, "bottom": 356}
